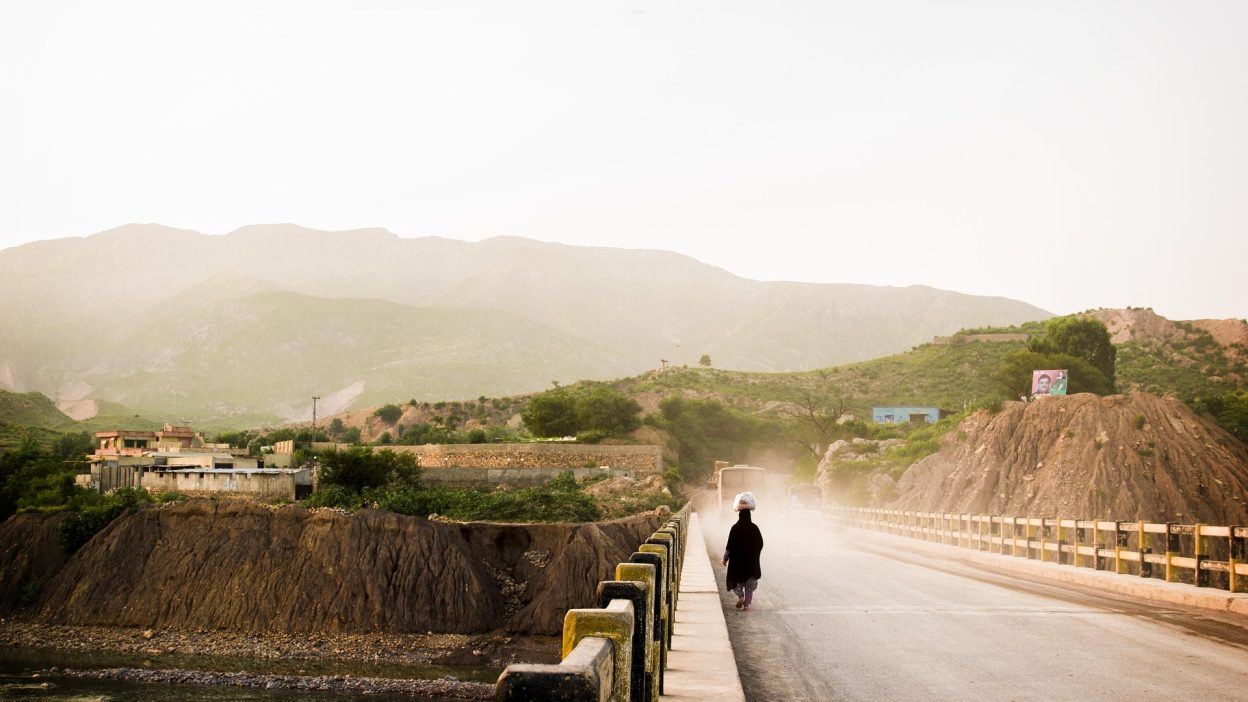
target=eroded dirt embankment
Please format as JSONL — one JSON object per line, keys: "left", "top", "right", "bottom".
{"left": 889, "top": 392, "right": 1248, "bottom": 522}
{"left": 0, "top": 499, "right": 660, "bottom": 637}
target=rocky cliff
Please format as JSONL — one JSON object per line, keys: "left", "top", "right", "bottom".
{"left": 887, "top": 392, "right": 1248, "bottom": 523}
{"left": 0, "top": 500, "right": 660, "bottom": 636}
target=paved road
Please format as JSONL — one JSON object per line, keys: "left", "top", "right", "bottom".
{"left": 701, "top": 509, "right": 1248, "bottom": 702}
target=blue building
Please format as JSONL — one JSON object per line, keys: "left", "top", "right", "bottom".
{"left": 872, "top": 406, "right": 952, "bottom": 425}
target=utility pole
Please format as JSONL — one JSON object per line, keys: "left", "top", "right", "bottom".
{"left": 311, "top": 396, "right": 320, "bottom": 440}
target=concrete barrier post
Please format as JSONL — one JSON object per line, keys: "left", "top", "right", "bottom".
{"left": 651, "top": 531, "right": 678, "bottom": 610}
{"left": 638, "top": 543, "right": 672, "bottom": 648}
{"left": 497, "top": 636, "right": 615, "bottom": 702}
{"left": 597, "top": 581, "right": 650, "bottom": 702}
{"left": 563, "top": 600, "right": 635, "bottom": 702}
{"left": 615, "top": 563, "right": 659, "bottom": 702}
{"left": 628, "top": 551, "right": 667, "bottom": 694}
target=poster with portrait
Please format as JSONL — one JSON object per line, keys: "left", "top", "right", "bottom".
{"left": 1031, "top": 369, "right": 1068, "bottom": 396}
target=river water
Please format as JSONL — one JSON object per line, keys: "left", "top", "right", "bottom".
{"left": 0, "top": 648, "right": 499, "bottom": 701}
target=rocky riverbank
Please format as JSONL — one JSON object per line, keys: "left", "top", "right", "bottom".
{"left": 0, "top": 621, "right": 559, "bottom": 669}
{"left": 32, "top": 666, "right": 496, "bottom": 699}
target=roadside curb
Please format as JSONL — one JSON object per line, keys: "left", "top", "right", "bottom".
{"left": 662, "top": 511, "right": 746, "bottom": 701}
{"left": 838, "top": 521, "right": 1248, "bottom": 617}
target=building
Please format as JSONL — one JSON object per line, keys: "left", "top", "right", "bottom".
{"left": 85, "top": 424, "right": 310, "bottom": 499}
{"left": 94, "top": 424, "right": 204, "bottom": 458}
{"left": 871, "top": 406, "right": 954, "bottom": 425}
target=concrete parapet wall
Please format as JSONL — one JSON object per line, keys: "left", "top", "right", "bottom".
{"left": 392, "top": 443, "right": 663, "bottom": 476}
{"left": 140, "top": 472, "right": 303, "bottom": 500}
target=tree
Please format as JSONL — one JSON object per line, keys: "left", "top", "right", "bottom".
{"left": 1029, "top": 317, "right": 1117, "bottom": 390}
{"left": 329, "top": 418, "right": 346, "bottom": 436}
{"left": 318, "top": 447, "right": 420, "bottom": 493}
{"left": 993, "top": 350, "right": 1113, "bottom": 399}
{"left": 784, "top": 372, "right": 852, "bottom": 457}
{"left": 524, "top": 386, "right": 642, "bottom": 438}
{"left": 574, "top": 387, "right": 642, "bottom": 437}
{"left": 522, "top": 389, "right": 580, "bottom": 438}
{"left": 655, "top": 396, "right": 765, "bottom": 481}
{"left": 341, "top": 427, "right": 362, "bottom": 444}
{"left": 374, "top": 404, "right": 403, "bottom": 425}
{"left": 1191, "top": 390, "right": 1248, "bottom": 444}
{"left": 698, "top": 354, "right": 712, "bottom": 367}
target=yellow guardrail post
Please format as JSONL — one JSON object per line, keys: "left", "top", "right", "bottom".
{"left": 1092, "top": 522, "right": 1101, "bottom": 571}
{"left": 638, "top": 544, "right": 671, "bottom": 652}
{"left": 1123, "top": 519, "right": 1133, "bottom": 574}
{"left": 1138, "top": 522, "right": 1149, "bottom": 578}
{"left": 562, "top": 600, "right": 635, "bottom": 702}
{"left": 1164, "top": 523, "right": 1178, "bottom": 583}
{"left": 1194, "top": 524, "right": 1207, "bottom": 587}
{"left": 1230, "top": 526, "right": 1245, "bottom": 594}
{"left": 616, "top": 562, "right": 659, "bottom": 702}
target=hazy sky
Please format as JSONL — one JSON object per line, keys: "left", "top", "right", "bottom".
{"left": 2, "top": 1, "right": 1245, "bottom": 320}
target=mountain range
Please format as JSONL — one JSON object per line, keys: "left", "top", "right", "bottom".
{"left": 0, "top": 224, "right": 1050, "bottom": 424}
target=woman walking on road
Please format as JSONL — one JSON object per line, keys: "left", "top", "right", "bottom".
{"left": 723, "top": 491, "right": 764, "bottom": 611}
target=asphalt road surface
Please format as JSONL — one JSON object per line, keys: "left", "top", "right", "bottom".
{"left": 701, "top": 508, "right": 1248, "bottom": 702}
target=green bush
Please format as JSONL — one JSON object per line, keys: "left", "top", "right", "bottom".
{"left": 319, "top": 447, "right": 421, "bottom": 493}
{"left": 522, "top": 386, "right": 642, "bottom": 439}
{"left": 1191, "top": 390, "right": 1248, "bottom": 444}
{"left": 374, "top": 404, "right": 403, "bottom": 424}
{"left": 302, "top": 484, "right": 363, "bottom": 510}
{"left": 575, "top": 429, "right": 608, "bottom": 444}
{"left": 59, "top": 487, "right": 155, "bottom": 553}
{"left": 361, "top": 471, "right": 603, "bottom": 522}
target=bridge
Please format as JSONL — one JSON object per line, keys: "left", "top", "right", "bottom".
{"left": 496, "top": 504, "right": 1248, "bottom": 701}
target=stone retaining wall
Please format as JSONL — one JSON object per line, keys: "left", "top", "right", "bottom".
{"left": 390, "top": 443, "right": 662, "bottom": 477}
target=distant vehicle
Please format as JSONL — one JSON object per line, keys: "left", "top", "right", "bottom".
{"left": 717, "top": 464, "right": 767, "bottom": 514}
{"left": 787, "top": 483, "right": 821, "bottom": 511}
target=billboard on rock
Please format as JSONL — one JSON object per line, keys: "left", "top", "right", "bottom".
{"left": 1032, "top": 369, "right": 1068, "bottom": 396}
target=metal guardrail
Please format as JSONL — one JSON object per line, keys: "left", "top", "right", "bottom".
{"left": 496, "top": 503, "right": 692, "bottom": 702}
{"left": 826, "top": 506, "right": 1248, "bottom": 593}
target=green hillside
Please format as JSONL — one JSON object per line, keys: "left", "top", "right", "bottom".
{"left": 1117, "top": 331, "right": 1247, "bottom": 401}
{"left": 612, "top": 339, "right": 1029, "bottom": 419}
{"left": 0, "top": 389, "right": 72, "bottom": 428}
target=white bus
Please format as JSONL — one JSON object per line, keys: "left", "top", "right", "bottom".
{"left": 716, "top": 464, "right": 767, "bottom": 514}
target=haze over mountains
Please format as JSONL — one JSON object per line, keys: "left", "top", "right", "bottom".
{"left": 0, "top": 224, "right": 1051, "bottom": 424}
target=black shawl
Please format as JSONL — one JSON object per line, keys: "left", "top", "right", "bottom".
{"left": 724, "top": 509, "right": 763, "bottom": 590}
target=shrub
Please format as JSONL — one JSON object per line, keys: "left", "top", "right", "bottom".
{"left": 60, "top": 487, "right": 155, "bottom": 553}
{"left": 523, "top": 386, "right": 642, "bottom": 439}
{"left": 319, "top": 447, "right": 421, "bottom": 493}
{"left": 302, "top": 484, "right": 362, "bottom": 510}
{"left": 374, "top": 404, "right": 403, "bottom": 425}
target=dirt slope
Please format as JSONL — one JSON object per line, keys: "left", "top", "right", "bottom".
{"left": 0, "top": 511, "right": 69, "bottom": 615}
{"left": 890, "top": 392, "right": 1248, "bottom": 523}
{"left": 1, "top": 500, "right": 659, "bottom": 636}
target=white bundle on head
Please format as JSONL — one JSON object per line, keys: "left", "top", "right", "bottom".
{"left": 733, "top": 491, "right": 757, "bottom": 511}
